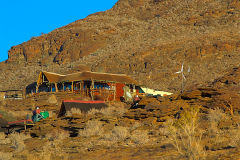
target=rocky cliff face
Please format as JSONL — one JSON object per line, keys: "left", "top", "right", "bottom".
{"left": 1, "top": 0, "right": 240, "bottom": 91}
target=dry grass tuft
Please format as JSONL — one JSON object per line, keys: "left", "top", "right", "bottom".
{"left": 207, "top": 108, "right": 228, "bottom": 141}
{"left": 165, "top": 105, "right": 206, "bottom": 160}
{"left": 8, "top": 132, "right": 31, "bottom": 153}
{"left": 87, "top": 108, "right": 101, "bottom": 115}
{"left": 208, "top": 108, "right": 229, "bottom": 124}
{"left": 130, "top": 130, "right": 149, "bottom": 144}
{"left": 45, "top": 128, "right": 70, "bottom": 140}
{"left": 104, "top": 126, "right": 129, "bottom": 142}
{"left": 112, "top": 126, "right": 129, "bottom": 141}
{"left": 229, "top": 114, "right": 240, "bottom": 148}
{"left": 79, "top": 120, "right": 103, "bottom": 137}
{"left": 0, "top": 152, "right": 13, "bottom": 160}
{"left": 7, "top": 110, "right": 29, "bottom": 119}
{"left": 0, "top": 132, "right": 6, "bottom": 139}
{"left": 130, "top": 122, "right": 142, "bottom": 131}
{"left": 88, "top": 103, "right": 127, "bottom": 117}
{"left": 66, "top": 108, "right": 82, "bottom": 116}
{"left": 0, "top": 132, "right": 10, "bottom": 145}
{"left": 0, "top": 110, "right": 16, "bottom": 121}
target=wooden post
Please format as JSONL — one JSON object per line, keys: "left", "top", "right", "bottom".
{"left": 113, "top": 83, "right": 116, "bottom": 101}
{"left": 80, "top": 81, "right": 83, "bottom": 96}
{"left": 91, "top": 79, "right": 94, "bottom": 100}
{"left": 23, "top": 87, "right": 26, "bottom": 99}
{"left": 24, "top": 120, "right": 26, "bottom": 130}
{"left": 36, "top": 85, "right": 39, "bottom": 93}
{"left": 63, "top": 83, "right": 65, "bottom": 92}
{"left": 55, "top": 83, "right": 58, "bottom": 92}
{"left": 51, "top": 84, "right": 53, "bottom": 93}
{"left": 72, "top": 81, "right": 74, "bottom": 93}
{"left": 80, "top": 82, "right": 82, "bottom": 94}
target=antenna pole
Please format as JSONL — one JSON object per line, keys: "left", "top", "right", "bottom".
{"left": 181, "top": 72, "right": 184, "bottom": 93}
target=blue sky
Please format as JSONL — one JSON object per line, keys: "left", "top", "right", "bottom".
{"left": 0, "top": 0, "right": 118, "bottom": 62}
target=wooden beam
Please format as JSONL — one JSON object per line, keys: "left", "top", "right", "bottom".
{"left": 24, "top": 120, "right": 26, "bottom": 130}
{"left": 80, "top": 81, "right": 83, "bottom": 96}
{"left": 113, "top": 83, "right": 116, "bottom": 101}
{"left": 91, "top": 79, "right": 94, "bottom": 100}
{"left": 55, "top": 83, "right": 58, "bottom": 92}
{"left": 72, "top": 81, "right": 74, "bottom": 93}
{"left": 22, "top": 88, "right": 25, "bottom": 99}
{"left": 36, "top": 85, "right": 39, "bottom": 93}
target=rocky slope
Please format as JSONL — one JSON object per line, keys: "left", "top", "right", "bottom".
{"left": 0, "top": 0, "right": 240, "bottom": 92}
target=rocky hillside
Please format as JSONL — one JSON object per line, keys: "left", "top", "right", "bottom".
{"left": 0, "top": 0, "right": 240, "bottom": 91}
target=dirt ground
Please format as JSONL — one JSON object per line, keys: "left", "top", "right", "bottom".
{"left": 0, "top": 85, "right": 240, "bottom": 160}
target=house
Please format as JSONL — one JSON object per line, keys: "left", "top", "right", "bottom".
{"left": 33, "top": 71, "right": 139, "bottom": 101}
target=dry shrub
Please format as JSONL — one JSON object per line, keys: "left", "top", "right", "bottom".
{"left": 206, "top": 108, "right": 240, "bottom": 149}
{"left": 208, "top": 108, "right": 229, "bottom": 128}
{"left": 110, "top": 102, "right": 127, "bottom": 116}
{"left": 26, "top": 149, "right": 51, "bottom": 160}
{"left": 0, "top": 132, "right": 10, "bottom": 145}
{"left": 45, "top": 128, "right": 69, "bottom": 140}
{"left": 95, "top": 139, "right": 115, "bottom": 147}
{"left": 26, "top": 141, "right": 69, "bottom": 160}
{"left": 88, "top": 105, "right": 126, "bottom": 117}
{"left": 0, "top": 132, "right": 6, "bottom": 139}
{"left": 87, "top": 108, "right": 101, "bottom": 115}
{"left": 8, "top": 110, "right": 29, "bottom": 119}
{"left": 130, "top": 130, "right": 149, "bottom": 144}
{"left": 79, "top": 120, "right": 103, "bottom": 137}
{"left": 87, "top": 106, "right": 115, "bottom": 116}
{"left": 0, "top": 110, "right": 16, "bottom": 121}
{"left": 104, "top": 126, "right": 129, "bottom": 142}
{"left": 0, "top": 152, "right": 13, "bottom": 160}
{"left": 229, "top": 123, "right": 240, "bottom": 147}
{"left": 112, "top": 126, "right": 129, "bottom": 141}
{"left": 98, "top": 106, "right": 115, "bottom": 116}
{"left": 29, "top": 129, "right": 70, "bottom": 160}
{"left": 130, "top": 122, "right": 142, "bottom": 131}
{"left": 165, "top": 106, "right": 206, "bottom": 160}
{"left": 99, "top": 103, "right": 127, "bottom": 116}
{"left": 158, "top": 126, "right": 170, "bottom": 136}
{"left": 66, "top": 108, "right": 82, "bottom": 116}
{"left": 8, "top": 132, "right": 31, "bottom": 152}
{"left": 229, "top": 115, "right": 240, "bottom": 147}
{"left": 207, "top": 108, "right": 229, "bottom": 143}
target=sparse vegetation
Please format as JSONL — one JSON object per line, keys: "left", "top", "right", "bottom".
{"left": 8, "top": 132, "right": 31, "bottom": 153}
{"left": 104, "top": 126, "right": 129, "bottom": 142}
{"left": 79, "top": 120, "right": 103, "bottom": 137}
{"left": 88, "top": 103, "right": 127, "bottom": 116}
{"left": 66, "top": 108, "right": 82, "bottom": 117}
{"left": 165, "top": 105, "right": 206, "bottom": 160}
{"left": 0, "top": 152, "right": 13, "bottom": 160}
{"left": 130, "top": 130, "right": 149, "bottom": 145}
{"left": 0, "top": 0, "right": 239, "bottom": 159}
{"left": 0, "top": 110, "right": 16, "bottom": 122}
{"left": 45, "top": 128, "right": 69, "bottom": 140}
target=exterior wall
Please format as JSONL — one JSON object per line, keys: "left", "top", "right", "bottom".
{"left": 140, "top": 87, "right": 172, "bottom": 96}
{"left": 116, "top": 83, "right": 125, "bottom": 101}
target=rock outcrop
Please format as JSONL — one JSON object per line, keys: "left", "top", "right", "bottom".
{"left": 0, "top": 0, "right": 240, "bottom": 92}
